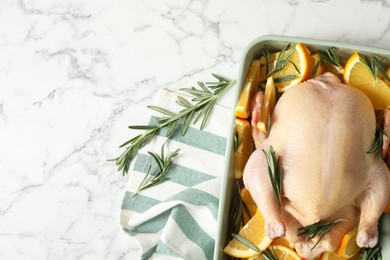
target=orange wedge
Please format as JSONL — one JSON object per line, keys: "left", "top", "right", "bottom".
{"left": 344, "top": 52, "right": 390, "bottom": 109}
{"left": 322, "top": 60, "right": 344, "bottom": 80}
{"left": 272, "top": 42, "right": 310, "bottom": 93}
{"left": 271, "top": 237, "right": 292, "bottom": 249}
{"left": 248, "top": 245, "right": 301, "bottom": 260}
{"left": 320, "top": 251, "right": 346, "bottom": 260}
{"left": 236, "top": 59, "right": 261, "bottom": 119}
{"left": 259, "top": 51, "right": 280, "bottom": 66}
{"left": 234, "top": 118, "right": 254, "bottom": 179}
{"left": 386, "top": 66, "right": 390, "bottom": 85}
{"left": 240, "top": 187, "right": 257, "bottom": 224}
{"left": 338, "top": 226, "right": 360, "bottom": 258}
{"left": 223, "top": 210, "right": 272, "bottom": 258}
{"left": 307, "top": 53, "right": 325, "bottom": 79}
{"left": 257, "top": 76, "right": 276, "bottom": 133}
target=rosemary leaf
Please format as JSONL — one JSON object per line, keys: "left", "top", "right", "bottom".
{"left": 265, "top": 43, "right": 295, "bottom": 78}
{"left": 233, "top": 130, "right": 239, "bottom": 152}
{"left": 181, "top": 110, "right": 195, "bottom": 135}
{"left": 274, "top": 74, "right": 296, "bottom": 83}
{"left": 312, "top": 60, "right": 321, "bottom": 77}
{"left": 132, "top": 145, "right": 180, "bottom": 197}
{"left": 111, "top": 74, "right": 235, "bottom": 175}
{"left": 231, "top": 233, "right": 261, "bottom": 253}
{"left": 261, "top": 247, "right": 278, "bottom": 260}
{"left": 319, "top": 46, "right": 341, "bottom": 67}
{"left": 298, "top": 219, "right": 344, "bottom": 249}
{"left": 262, "top": 146, "right": 284, "bottom": 207}
{"left": 367, "top": 125, "right": 384, "bottom": 158}
{"left": 288, "top": 60, "right": 301, "bottom": 74}
{"left": 147, "top": 105, "right": 176, "bottom": 116}
{"left": 128, "top": 125, "right": 158, "bottom": 130}
{"left": 228, "top": 181, "right": 252, "bottom": 236}
{"left": 197, "top": 81, "right": 212, "bottom": 93}
{"left": 360, "top": 245, "right": 382, "bottom": 260}
{"left": 360, "top": 54, "right": 390, "bottom": 81}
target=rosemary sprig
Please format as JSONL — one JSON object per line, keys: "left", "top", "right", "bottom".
{"left": 319, "top": 46, "right": 341, "bottom": 68}
{"left": 298, "top": 219, "right": 344, "bottom": 249}
{"left": 132, "top": 144, "right": 180, "bottom": 197}
{"left": 229, "top": 181, "right": 252, "bottom": 235}
{"left": 110, "top": 74, "right": 236, "bottom": 175}
{"left": 273, "top": 74, "right": 296, "bottom": 83}
{"left": 360, "top": 54, "right": 390, "bottom": 82}
{"left": 311, "top": 60, "right": 321, "bottom": 77}
{"left": 367, "top": 125, "right": 385, "bottom": 158}
{"left": 262, "top": 146, "right": 284, "bottom": 208}
{"left": 231, "top": 234, "right": 261, "bottom": 253}
{"left": 233, "top": 129, "right": 240, "bottom": 152}
{"left": 263, "top": 43, "right": 296, "bottom": 78}
{"left": 261, "top": 247, "right": 278, "bottom": 260}
{"left": 230, "top": 234, "right": 278, "bottom": 260}
{"left": 360, "top": 245, "right": 382, "bottom": 260}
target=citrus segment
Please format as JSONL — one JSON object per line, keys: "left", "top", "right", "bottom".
{"left": 322, "top": 60, "right": 344, "bottom": 80}
{"left": 337, "top": 226, "right": 360, "bottom": 258}
{"left": 271, "top": 237, "right": 293, "bottom": 249}
{"left": 272, "top": 42, "right": 310, "bottom": 93}
{"left": 236, "top": 59, "right": 261, "bottom": 119}
{"left": 307, "top": 53, "right": 325, "bottom": 79}
{"left": 240, "top": 187, "right": 257, "bottom": 224}
{"left": 234, "top": 119, "right": 254, "bottom": 179}
{"left": 320, "top": 251, "right": 346, "bottom": 260}
{"left": 259, "top": 51, "right": 280, "bottom": 66}
{"left": 344, "top": 52, "right": 390, "bottom": 109}
{"left": 257, "top": 76, "right": 276, "bottom": 133}
{"left": 248, "top": 245, "right": 301, "bottom": 260}
{"left": 223, "top": 210, "right": 272, "bottom": 258}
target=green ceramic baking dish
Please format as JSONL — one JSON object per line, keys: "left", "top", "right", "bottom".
{"left": 214, "top": 35, "right": 390, "bottom": 259}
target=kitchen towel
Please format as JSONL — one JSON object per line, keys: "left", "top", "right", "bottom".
{"left": 119, "top": 88, "right": 234, "bottom": 260}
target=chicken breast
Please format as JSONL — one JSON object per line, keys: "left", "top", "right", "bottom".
{"left": 244, "top": 73, "right": 390, "bottom": 259}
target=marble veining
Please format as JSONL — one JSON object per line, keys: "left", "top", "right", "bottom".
{"left": 1, "top": 0, "right": 390, "bottom": 259}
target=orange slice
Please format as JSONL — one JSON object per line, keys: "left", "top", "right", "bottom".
{"left": 307, "top": 53, "right": 325, "bottom": 79}
{"left": 322, "top": 60, "right": 344, "bottom": 80}
{"left": 320, "top": 251, "right": 346, "bottom": 260}
{"left": 223, "top": 210, "right": 272, "bottom": 258}
{"left": 257, "top": 76, "right": 276, "bottom": 133}
{"left": 240, "top": 187, "right": 257, "bottom": 224}
{"left": 248, "top": 245, "right": 301, "bottom": 260}
{"left": 234, "top": 118, "right": 254, "bottom": 179}
{"left": 236, "top": 59, "right": 261, "bottom": 119}
{"left": 259, "top": 51, "right": 280, "bottom": 66}
{"left": 338, "top": 226, "right": 360, "bottom": 258}
{"left": 272, "top": 42, "right": 310, "bottom": 93}
{"left": 271, "top": 237, "right": 292, "bottom": 249}
{"left": 344, "top": 52, "right": 390, "bottom": 109}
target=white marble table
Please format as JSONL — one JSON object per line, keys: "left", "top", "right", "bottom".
{"left": 1, "top": 0, "right": 390, "bottom": 259}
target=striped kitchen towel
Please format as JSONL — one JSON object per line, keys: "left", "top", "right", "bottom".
{"left": 120, "top": 88, "right": 234, "bottom": 260}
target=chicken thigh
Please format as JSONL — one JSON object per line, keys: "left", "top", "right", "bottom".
{"left": 243, "top": 73, "right": 390, "bottom": 259}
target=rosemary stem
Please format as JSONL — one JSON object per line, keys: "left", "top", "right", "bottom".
{"left": 157, "top": 80, "right": 236, "bottom": 129}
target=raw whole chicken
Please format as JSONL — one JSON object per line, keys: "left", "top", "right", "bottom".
{"left": 243, "top": 72, "right": 390, "bottom": 259}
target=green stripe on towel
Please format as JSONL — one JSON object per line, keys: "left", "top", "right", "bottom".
{"left": 121, "top": 192, "right": 160, "bottom": 212}
{"left": 133, "top": 154, "right": 216, "bottom": 187}
{"left": 171, "top": 205, "right": 215, "bottom": 260}
{"left": 149, "top": 117, "right": 227, "bottom": 155}
{"left": 155, "top": 241, "right": 182, "bottom": 258}
{"left": 167, "top": 188, "right": 219, "bottom": 220}
{"left": 133, "top": 210, "right": 171, "bottom": 234}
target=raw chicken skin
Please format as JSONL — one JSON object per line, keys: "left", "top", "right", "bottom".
{"left": 244, "top": 73, "right": 390, "bottom": 259}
